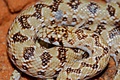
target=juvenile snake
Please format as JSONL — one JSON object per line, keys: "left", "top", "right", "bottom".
{"left": 7, "top": 0, "right": 120, "bottom": 80}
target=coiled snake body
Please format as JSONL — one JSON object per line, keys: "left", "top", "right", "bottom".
{"left": 7, "top": 0, "right": 120, "bottom": 80}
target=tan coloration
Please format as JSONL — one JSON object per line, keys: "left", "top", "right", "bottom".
{"left": 6, "top": 0, "right": 120, "bottom": 80}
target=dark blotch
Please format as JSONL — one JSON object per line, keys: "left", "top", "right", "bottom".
{"left": 72, "top": 18, "right": 77, "bottom": 22}
{"left": 18, "top": 15, "right": 31, "bottom": 29}
{"left": 12, "top": 32, "right": 28, "bottom": 43}
{"left": 95, "top": 24, "right": 106, "bottom": 35}
{"left": 91, "top": 34, "right": 102, "bottom": 47}
{"left": 63, "top": 33, "right": 68, "bottom": 39}
{"left": 72, "top": 68, "right": 81, "bottom": 74}
{"left": 67, "top": 0, "right": 81, "bottom": 10}
{"left": 66, "top": 68, "right": 72, "bottom": 73}
{"left": 115, "top": 50, "right": 119, "bottom": 55}
{"left": 23, "top": 47, "right": 35, "bottom": 60}
{"left": 34, "top": 4, "right": 45, "bottom": 11}
{"left": 95, "top": 56, "right": 101, "bottom": 61}
{"left": 32, "top": 12, "right": 41, "bottom": 19}
{"left": 81, "top": 62, "right": 86, "bottom": 66}
{"left": 33, "top": 4, "right": 45, "bottom": 19}
{"left": 62, "top": 17, "right": 67, "bottom": 21}
{"left": 92, "top": 64, "right": 98, "bottom": 69}
{"left": 107, "top": 5, "right": 115, "bottom": 17}
{"left": 51, "top": 20, "right": 56, "bottom": 25}
{"left": 40, "top": 52, "right": 52, "bottom": 66}
{"left": 114, "top": 20, "right": 120, "bottom": 27}
{"left": 57, "top": 47, "right": 67, "bottom": 63}
{"left": 86, "top": 19, "right": 94, "bottom": 25}
{"left": 109, "top": 27, "right": 120, "bottom": 39}
{"left": 75, "top": 29, "right": 88, "bottom": 40}
{"left": 49, "top": 0, "right": 62, "bottom": 12}
{"left": 103, "top": 47, "right": 109, "bottom": 54}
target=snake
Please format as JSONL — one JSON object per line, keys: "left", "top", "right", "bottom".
{"left": 6, "top": 0, "right": 120, "bottom": 80}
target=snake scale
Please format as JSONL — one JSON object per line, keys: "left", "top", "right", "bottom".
{"left": 7, "top": 0, "right": 120, "bottom": 80}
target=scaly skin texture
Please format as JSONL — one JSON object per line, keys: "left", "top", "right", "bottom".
{"left": 7, "top": 0, "right": 120, "bottom": 80}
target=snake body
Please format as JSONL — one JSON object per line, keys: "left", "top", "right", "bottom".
{"left": 7, "top": 0, "right": 120, "bottom": 80}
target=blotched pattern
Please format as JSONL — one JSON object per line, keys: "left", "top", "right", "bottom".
{"left": 7, "top": 0, "right": 120, "bottom": 80}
